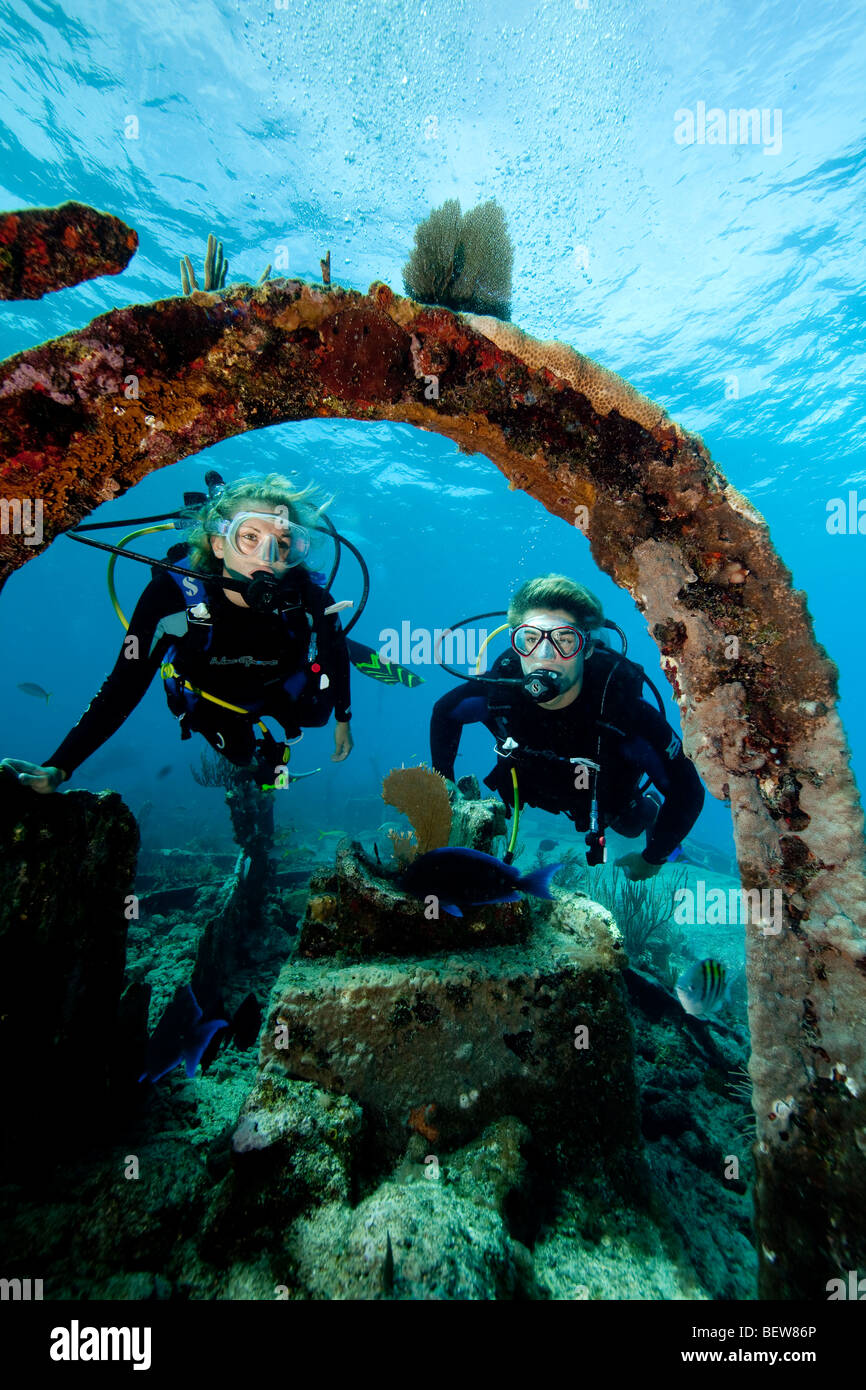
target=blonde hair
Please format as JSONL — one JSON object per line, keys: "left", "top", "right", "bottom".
{"left": 184, "top": 472, "right": 325, "bottom": 574}
{"left": 507, "top": 574, "right": 604, "bottom": 632}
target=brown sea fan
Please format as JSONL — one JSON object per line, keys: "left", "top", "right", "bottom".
{"left": 381, "top": 766, "right": 452, "bottom": 854}
{"left": 402, "top": 198, "right": 513, "bottom": 320}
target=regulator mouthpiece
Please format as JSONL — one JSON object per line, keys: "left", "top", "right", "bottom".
{"left": 242, "top": 571, "right": 302, "bottom": 615}
{"left": 523, "top": 669, "right": 563, "bottom": 701}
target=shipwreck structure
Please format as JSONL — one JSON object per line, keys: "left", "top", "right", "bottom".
{"left": 1, "top": 215, "right": 864, "bottom": 1298}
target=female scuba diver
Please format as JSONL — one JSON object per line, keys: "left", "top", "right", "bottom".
{"left": 1, "top": 472, "right": 354, "bottom": 793}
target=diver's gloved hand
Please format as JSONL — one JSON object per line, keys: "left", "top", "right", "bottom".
{"left": 615, "top": 851, "right": 662, "bottom": 882}
{"left": 331, "top": 721, "right": 354, "bottom": 763}
{"left": 0, "top": 758, "right": 66, "bottom": 793}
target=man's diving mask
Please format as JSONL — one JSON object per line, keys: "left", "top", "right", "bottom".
{"left": 213, "top": 510, "right": 311, "bottom": 573}
{"left": 511, "top": 623, "right": 587, "bottom": 660}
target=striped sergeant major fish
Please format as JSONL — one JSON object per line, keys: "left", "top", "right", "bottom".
{"left": 675, "top": 959, "right": 730, "bottom": 1018}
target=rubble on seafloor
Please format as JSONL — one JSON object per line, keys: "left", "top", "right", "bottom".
{"left": 0, "top": 770, "right": 756, "bottom": 1299}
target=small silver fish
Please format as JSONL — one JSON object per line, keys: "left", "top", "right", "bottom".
{"left": 18, "top": 682, "right": 51, "bottom": 703}
{"left": 675, "top": 959, "right": 729, "bottom": 1018}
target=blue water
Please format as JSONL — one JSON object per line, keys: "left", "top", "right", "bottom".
{"left": 1, "top": 0, "right": 864, "bottom": 850}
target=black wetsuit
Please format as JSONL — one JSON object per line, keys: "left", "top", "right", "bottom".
{"left": 430, "top": 648, "right": 704, "bottom": 864}
{"left": 44, "top": 566, "right": 352, "bottom": 780}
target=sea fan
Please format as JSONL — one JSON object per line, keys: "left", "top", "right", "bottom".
{"left": 402, "top": 198, "right": 514, "bottom": 319}
{"left": 381, "top": 765, "right": 452, "bottom": 854}
{"left": 557, "top": 863, "right": 689, "bottom": 968}
{"left": 190, "top": 749, "right": 245, "bottom": 789}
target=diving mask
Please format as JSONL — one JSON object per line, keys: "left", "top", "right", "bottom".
{"left": 511, "top": 623, "right": 587, "bottom": 659}
{"left": 214, "top": 510, "right": 311, "bottom": 573}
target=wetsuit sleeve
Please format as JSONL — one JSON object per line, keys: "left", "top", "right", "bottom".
{"left": 430, "top": 682, "right": 491, "bottom": 780}
{"left": 313, "top": 588, "right": 352, "bottom": 722}
{"left": 619, "top": 700, "right": 705, "bottom": 863}
{"left": 42, "top": 574, "right": 181, "bottom": 779}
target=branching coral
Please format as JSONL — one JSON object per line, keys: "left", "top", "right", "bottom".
{"left": 381, "top": 766, "right": 451, "bottom": 854}
{"left": 611, "top": 869, "right": 689, "bottom": 961}
{"left": 402, "top": 198, "right": 513, "bottom": 319}
{"left": 180, "top": 231, "right": 227, "bottom": 295}
{"left": 387, "top": 828, "right": 419, "bottom": 867}
{"left": 560, "top": 863, "right": 689, "bottom": 964}
{"left": 190, "top": 750, "right": 246, "bottom": 790}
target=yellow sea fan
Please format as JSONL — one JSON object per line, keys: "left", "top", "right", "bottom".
{"left": 381, "top": 766, "right": 452, "bottom": 854}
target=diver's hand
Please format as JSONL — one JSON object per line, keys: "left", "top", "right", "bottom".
{"left": 331, "top": 721, "right": 354, "bottom": 762}
{"left": 0, "top": 759, "right": 66, "bottom": 793}
{"left": 615, "top": 851, "right": 661, "bottom": 881}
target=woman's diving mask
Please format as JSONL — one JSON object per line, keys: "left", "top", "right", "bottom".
{"left": 213, "top": 509, "right": 311, "bottom": 574}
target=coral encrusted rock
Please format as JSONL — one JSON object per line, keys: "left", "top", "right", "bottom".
{"left": 297, "top": 839, "right": 532, "bottom": 958}
{"left": 0, "top": 769, "right": 140, "bottom": 1173}
{"left": 265, "top": 891, "right": 639, "bottom": 1174}
{"left": 0, "top": 201, "right": 138, "bottom": 300}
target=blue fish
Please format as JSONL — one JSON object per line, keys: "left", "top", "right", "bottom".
{"left": 197, "top": 992, "right": 263, "bottom": 1072}
{"left": 399, "top": 846, "right": 562, "bottom": 918}
{"left": 138, "top": 984, "right": 227, "bottom": 1083}
{"left": 675, "top": 959, "right": 730, "bottom": 1018}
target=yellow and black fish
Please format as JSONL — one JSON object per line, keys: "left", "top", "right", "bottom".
{"left": 675, "top": 959, "right": 729, "bottom": 1018}
{"left": 346, "top": 638, "right": 424, "bottom": 688}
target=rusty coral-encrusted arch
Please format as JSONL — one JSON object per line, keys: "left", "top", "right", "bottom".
{"left": 1, "top": 277, "right": 864, "bottom": 1297}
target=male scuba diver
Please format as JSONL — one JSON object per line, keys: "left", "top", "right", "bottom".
{"left": 1, "top": 472, "right": 355, "bottom": 793}
{"left": 430, "top": 575, "right": 705, "bottom": 880}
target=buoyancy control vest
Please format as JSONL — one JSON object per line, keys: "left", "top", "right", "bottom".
{"left": 151, "top": 551, "right": 335, "bottom": 732}
{"left": 481, "top": 645, "right": 651, "bottom": 821}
